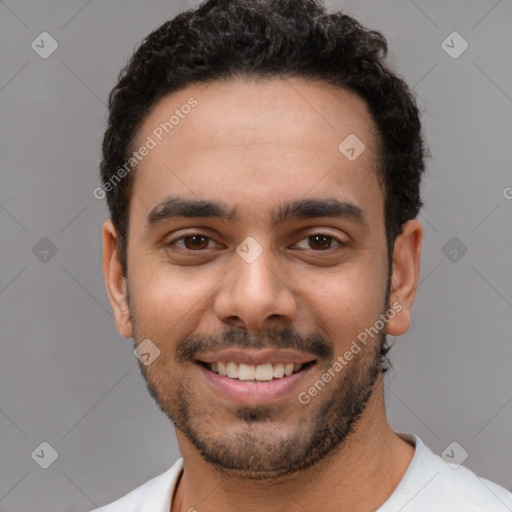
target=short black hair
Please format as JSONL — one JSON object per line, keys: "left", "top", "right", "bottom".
{"left": 101, "top": 0, "right": 427, "bottom": 282}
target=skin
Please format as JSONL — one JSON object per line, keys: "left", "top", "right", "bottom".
{"left": 102, "top": 77, "right": 423, "bottom": 512}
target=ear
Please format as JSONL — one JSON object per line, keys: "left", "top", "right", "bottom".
{"left": 102, "top": 219, "right": 133, "bottom": 338}
{"left": 386, "top": 219, "right": 423, "bottom": 337}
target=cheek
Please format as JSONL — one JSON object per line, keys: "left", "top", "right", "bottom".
{"left": 129, "top": 262, "right": 221, "bottom": 340}
{"left": 129, "top": 271, "right": 205, "bottom": 388}
{"left": 296, "top": 255, "right": 387, "bottom": 348}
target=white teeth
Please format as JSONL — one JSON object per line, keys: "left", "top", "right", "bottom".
{"left": 255, "top": 363, "right": 273, "bottom": 381}
{"left": 206, "top": 361, "right": 308, "bottom": 380}
{"left": 238, "top": 363, "right": 255, "bottom": 380}
{"left": 273, "top": 363, "right": 285, "bottom": 378}
{"left": 217, "top": 361, "right": 227, "bottom": 376}
{"left": 226, "top": 362, "right": 238, "bottom": 378}
{"left": 284, "top": 363, "right": 294, "bottom": 376}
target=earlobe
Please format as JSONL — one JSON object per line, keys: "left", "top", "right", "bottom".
{"left": 386, "top": 219, "right": 423, "bottom": 337}
{"left": 102, "top": 219, "right": 133, "bottom": 339}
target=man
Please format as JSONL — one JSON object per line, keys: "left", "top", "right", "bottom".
{"left": 93, "top": 0, "right": 512, "bottom": 510}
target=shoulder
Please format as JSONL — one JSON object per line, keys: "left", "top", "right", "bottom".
{"left": 384, "top": 433, "right": 512, "bottom": 511}
{"left": 436, "top": 463, "right": 512, "bottom": 507}
{"left": 87, "top": 458, "right": 183, "bottom": 512}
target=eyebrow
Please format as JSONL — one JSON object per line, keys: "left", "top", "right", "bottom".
{"left": 146, "top": 196, "right": 366, "bottom": 229}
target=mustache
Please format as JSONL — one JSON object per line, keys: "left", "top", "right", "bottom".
{"left": 175, "top": 326, "right": 333, "bottom": 363}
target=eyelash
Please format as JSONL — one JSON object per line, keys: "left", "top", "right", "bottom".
{"left": 165, "top": 232, "right": 346, "bottom": 252}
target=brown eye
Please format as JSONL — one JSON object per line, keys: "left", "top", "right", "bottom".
{"left": 308, "top": 234, "right": 333, "bottom": 250}
{"left": 182, "top": 235, "right": 210, "bottom": 250}
{"left": 293, "top": 233, "right": 345, "bottom": 251}
{"left": 165, "top": 234, "right": 215, "bottom": 252}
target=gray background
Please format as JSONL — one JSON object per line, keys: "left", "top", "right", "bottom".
{"left": 1, "top": 0, "right": 511, "bottom": 510}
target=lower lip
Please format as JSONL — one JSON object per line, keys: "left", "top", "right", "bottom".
{"left": 197, "top": 363, "right": 314, "bottom": 404}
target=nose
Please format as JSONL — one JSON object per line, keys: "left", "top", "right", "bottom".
{"left": 212, "top": 243, "right": 298, "bottom": 331}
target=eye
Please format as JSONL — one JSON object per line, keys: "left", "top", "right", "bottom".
{"left": 165, "top": 232, "right": 345, "bottom": 253}
{"left": 167, "top": 234, "right": 216, "bottom": 251}
{"left": 294, "top": 233, "right": 345, "bottom": 251}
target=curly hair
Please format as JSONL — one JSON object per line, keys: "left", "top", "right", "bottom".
{"left": 100, "top": 0, "right": 427, "bottom": 371}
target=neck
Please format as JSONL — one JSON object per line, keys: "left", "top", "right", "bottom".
{"left": 171, "top": 378, "right": 415, "bottom": 512}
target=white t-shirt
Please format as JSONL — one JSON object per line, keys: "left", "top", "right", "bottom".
{"left": 89, "top": 432, "right": 512, "bottom": 512}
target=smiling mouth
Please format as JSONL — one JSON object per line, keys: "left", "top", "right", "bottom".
{"left": 198, "top": 360, "right": 316, "bottom": 382}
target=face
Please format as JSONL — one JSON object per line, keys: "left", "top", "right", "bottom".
{"left": 104, "top": 77, "right": 417, "bottom": 477}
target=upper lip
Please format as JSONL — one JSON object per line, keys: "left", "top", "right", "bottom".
{"left": 195, "top": 348, "right": 317, "bottom": 366}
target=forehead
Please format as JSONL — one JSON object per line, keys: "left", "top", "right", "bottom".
{"left": 130, "top": 77, "right": 383, "bottom": 228}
